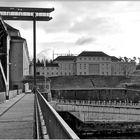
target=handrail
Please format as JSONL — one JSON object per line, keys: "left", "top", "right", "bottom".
{"left": 33, "top": 93, "right": 43, "bottom": 139}
{"left": 36, "top": 90, "right": 79, "bottom": 139}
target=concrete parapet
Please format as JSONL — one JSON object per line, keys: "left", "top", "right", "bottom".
{"left": 0, "top": 92, "right": 6, "bottom": 103}
{"left": 9, "top": 90, "right": 17, "bottom": 99}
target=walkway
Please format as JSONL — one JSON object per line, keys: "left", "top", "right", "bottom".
{"left": 0, "top": 93, "right": 34, "bottom": 139}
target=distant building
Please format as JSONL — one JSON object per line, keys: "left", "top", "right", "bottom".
{"left": 53, "top": 56, "right": 76, "bottom": 76}
{"left": 29, "top": 51, "right": 136, "bottom": 77}
{"left": 111, "top": 56, "right": 136, "bottom": 76}
{"left": 76, "top": 51, "right": 111, "bottom": 75}
{"left": 30, "top": 63, "right": 59, "bottom": 77}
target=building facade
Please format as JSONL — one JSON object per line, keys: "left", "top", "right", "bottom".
{"left": 30, "top": 63, "right": 59, "bottom": 77}
{"left": 7, "top": 24, "right": 30, "bottom": 90}
{"left": 76, "top": 51, "right": 112, "bottom": 76}
{"left": 53, "top": 56, "right": 76, "bottom": 76}
{"left": 30, "top": 51, "right": 136, "bottom": 77}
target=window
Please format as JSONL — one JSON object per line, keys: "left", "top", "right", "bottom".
{"left": 89, "top": 57, "right": 91, "bottom": 60}
{"left": 84, "top": 72, "right": 86, "bottom": 75}
{"left": 79, "top": 57, "right": 82, "bottom": 60}
{"left": 52, "top": 72, "right": 53, "bottom": 75}
{"left": 36, "top": 72, "right": 40, "bottom": 75}
{"left": 84, "top": 64, "right": 86, "bottom": 69}
{"left": 84, "top": 57, "right": 86, "bottom": 60}
{"left": 80, "top": 64, "right": 82, "bottom": 69}
{"left": 80, "top": 72, "right": 82, "bottom": 75}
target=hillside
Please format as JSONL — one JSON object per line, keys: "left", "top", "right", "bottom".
{"left": 50, "top": 75, "right": 131, "bottom": 90}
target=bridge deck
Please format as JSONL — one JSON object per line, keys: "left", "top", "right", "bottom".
{"left": 0, "top": 94, "right": 34, "bottom": 139}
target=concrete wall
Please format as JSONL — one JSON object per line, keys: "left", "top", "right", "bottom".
{"left": 56, "top": 100, "right": 140, "bottom": 122}
{"left": 9, "top": 89, "right": 22, "bottom": 99}
{"left": 10, "top": 40, "right": 23, "bottom": 89}
{"left": 0, "top": 92, "right": 6, "bottom": 103}
{"left": 9, "top": 90, "right": 18, "bottom": 99}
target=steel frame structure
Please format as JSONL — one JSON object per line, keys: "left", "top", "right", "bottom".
{"left": 0, "top": 7, "right": 54, "bottom": 94}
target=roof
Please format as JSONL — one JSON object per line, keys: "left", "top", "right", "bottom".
{"left": 78, "top": 51, "right": 110, "bottom": 57}
{"left": 11, "top": 36, "right": 26, "bottom": 41}
{"left": 54, "top": 56, "right": 76, "bottom": 61}
{"left": 111, "top": 56, "right": 121, "bottom": 62}
{"left": 35, "top": 63, "right": 59, "bottom": 67}
{"left": 5, "top": 22, "right": 19, "bottom": 32}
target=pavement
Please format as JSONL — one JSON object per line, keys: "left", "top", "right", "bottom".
{"left": 0, "top": 93, "right": 26, "bottom": 117}
{"left": 0, "top": 93, "right": 34, "bottom": 139}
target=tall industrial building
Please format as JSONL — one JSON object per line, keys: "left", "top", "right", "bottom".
{"left": 0, "top": 17, "right": 30, "bottom": 91}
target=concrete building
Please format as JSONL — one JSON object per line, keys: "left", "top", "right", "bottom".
{"left": 30, "top": 63, "right": 59, "bottom": 77}
{"left": 76, "top": 51, "right": 112, "bottom": 75}
{"left": 53, "top": 56, "right": 76, "bottom": 76}
{"left": 29, "top": 51, "right": 136, "bottom": 77}
{"left": 111, "top": 56, "right": 136, "bottom": 76}
{"left": 6, "top": 24, "right": 30, "bottom": 90}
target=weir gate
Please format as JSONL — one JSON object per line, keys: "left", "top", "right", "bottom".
{"left": 49, "top": 88, "right": 140, "bottom": 138}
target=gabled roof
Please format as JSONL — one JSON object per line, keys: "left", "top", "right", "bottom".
{"left": 78, "top": 51, "right": 110, "bottom": 57}
{"left": 54, "top": 56, "right": 76, "bottom": 61}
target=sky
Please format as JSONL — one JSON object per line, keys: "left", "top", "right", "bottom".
{"left": 0, "top": 0, "right": 140, "bottom": 60}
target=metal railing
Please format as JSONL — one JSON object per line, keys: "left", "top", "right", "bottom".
{"left": 56, "top": 99, "right": 140, "bottom": 109}
{"left": 34, "top": 90, "right": 79, "bottom": 139}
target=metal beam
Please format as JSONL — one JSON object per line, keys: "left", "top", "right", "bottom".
{"left": 0, "top": 7, "right": 54, "bottom": 13}
{"left": 33, "top": 13, "right": 36, "bottom": 92}
{"left": 1, "top": 16, "right": 52, "bottom": 21}
{"left": 0, "top": 6, "right": 54, "bottom": 94}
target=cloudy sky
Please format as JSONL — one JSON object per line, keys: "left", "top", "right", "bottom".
{"left": 0, "top": 0, "right": 140, "bottom": 60}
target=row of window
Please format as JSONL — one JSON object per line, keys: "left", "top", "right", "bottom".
{"left": 78, "top": 57, "right": 110, "bottom": 61}
{"left": 36, "top": 72, "right": 75, "bottom": 76}
{"left": 79, "top": 63, "right": 110, "bottom": 69}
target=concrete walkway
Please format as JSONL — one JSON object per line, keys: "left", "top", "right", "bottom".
{"left": 0, "top": 93, "right": 34, "bottom": 139}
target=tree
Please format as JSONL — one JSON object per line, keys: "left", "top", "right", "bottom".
{"left": 138, "top": 57, "right": 140, "bottom": 64}
{"left": 118, "top": 56, "right": 124, "bottom": 62}
{"left": 124, "top": 57, "right": 129, "bottom": 62}
{"left": 36, "top": 59, "right": 41, "bottom": 64}
{"left": 133, "top": 57, "right": 136, "bottom": 62}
